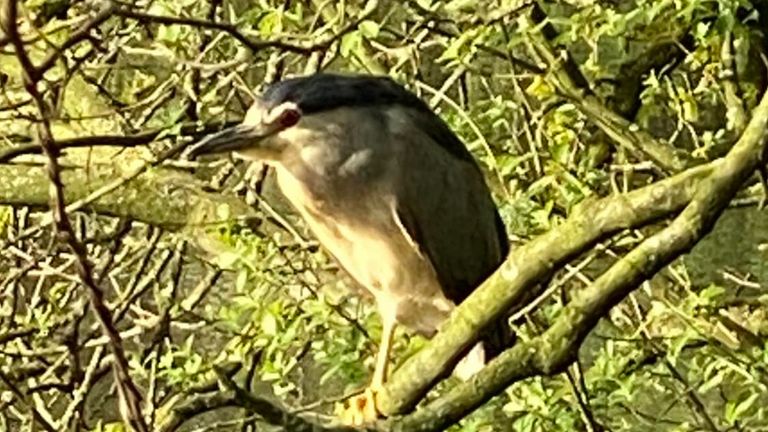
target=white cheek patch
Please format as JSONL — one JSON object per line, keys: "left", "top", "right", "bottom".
{"left": 243, "top": 102, "right": 265, "bottom": 126}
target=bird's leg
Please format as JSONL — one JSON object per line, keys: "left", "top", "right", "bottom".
{"left": 341, "top": 311, "right": 396, "bottom": 425}
{"left": 371, "top": 314, "right": 396, "bottom": 390}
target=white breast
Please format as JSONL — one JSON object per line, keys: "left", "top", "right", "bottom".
{"left": 274, "top": 165, "right": 454, "bottom": 334}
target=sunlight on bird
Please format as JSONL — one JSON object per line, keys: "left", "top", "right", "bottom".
{"left": 187, "top": 73, "right": 510, "bottom": 425}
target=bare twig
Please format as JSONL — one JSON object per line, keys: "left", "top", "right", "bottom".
{"left": 23, "top": 1, "right": 115, "bottom": 80}
{"left": 0, "top": 369, "right": 57, "bottom": 432}
{"left": 112, "top": 0, "right": 379, "bottom": 55}
{"left": 0, "top": 121, "right": 238, "bottom": 162}
{"left": 0, "top": 2, "right": 148, "bottom": 431}
{"left": 524, "top": 3, "right": 686, "bottom": 173}
{"left": 565, "top": 364, "right": 604, "bottom": 432}
{"left": 628, "top": 295, "right": 720, "bottom": 431}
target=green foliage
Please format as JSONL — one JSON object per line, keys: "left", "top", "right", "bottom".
{"left": 1, "top": 0, "right": 767, "bottom": 430}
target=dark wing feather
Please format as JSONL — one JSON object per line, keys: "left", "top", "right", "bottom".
{"left": 390, "top": 106, "right": 512, "bottom": 357}
{"left": 392, "top": 108, "right": 507, "bottom": 304}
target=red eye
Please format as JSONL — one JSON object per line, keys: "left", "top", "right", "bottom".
{"left": 278, "top": 108, "right": 301, "bottom": 128}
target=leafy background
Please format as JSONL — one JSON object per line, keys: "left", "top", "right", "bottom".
{"left": 1, "top": 0, "right": 767, "bottom": 431}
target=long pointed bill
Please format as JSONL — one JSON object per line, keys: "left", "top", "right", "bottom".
{"left": 185, "top": 124, "right": 267, "bottom": 159}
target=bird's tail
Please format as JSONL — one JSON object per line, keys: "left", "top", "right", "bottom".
{"left": 452, "top": 318, "right": 514, "bottom": 380}
{"left": 483, "top": 316, "right": 515, "bottom": 360}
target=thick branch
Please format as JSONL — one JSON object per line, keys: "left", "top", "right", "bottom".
{"left": 385, "top": 85, "right": 768, "bottom": 431}
{"left": 5, "top": 159, "right": 717, "bottom": 426}
{"left": 526, "top": 3, "right": 687, "bottom": 173}
{"left": 376, "top": 159, "right": 717, "bottom": 416}
{"left": 1, "top": 88, "right": 761, "bottom": 432}
{"left": 573, "top": 96, "right": 687, "bottom": 172}
{"left": 0, "top": 164, "right": 256, "bottom": 228}
{"left": 0, "top": 121, "right": 238, "bottom": 162}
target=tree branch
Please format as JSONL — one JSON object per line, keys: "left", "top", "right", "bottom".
{"left": 0, "top": 121, "right": 238, "bottom": 162}
{"left": 383, "top": 81, "right": 768, "bottom": 432}
{"left": 0, "top": 152, "right": 719, "bottom": 431}
{"left": 2, "top": 3, "right": 147, "bottom": 429}
{"left": 526, "top": 3, "right": 687, "bottom": 173}
{"left": 34, "top": 1, "right": 115, "bottom": 76}
{"left": 377, "top": 159, "right": 717, "bottom": 416}
{"left": 1, "top": 74, "right": 761, "bottom": 432}
{"left": 0, "top": 163, "right": 257, "bottom": 228}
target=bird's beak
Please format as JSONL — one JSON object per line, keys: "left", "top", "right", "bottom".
{"left": 185, "top": 124, "right": 268, "bottom": 159}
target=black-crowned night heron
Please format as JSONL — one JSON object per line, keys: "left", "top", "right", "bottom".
{"left": 188, "top": 73, "right": 509, "bottom": 424}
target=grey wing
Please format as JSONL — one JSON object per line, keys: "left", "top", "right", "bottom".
{"left": 391, "top": 109, "right": 508, "bottom": 304}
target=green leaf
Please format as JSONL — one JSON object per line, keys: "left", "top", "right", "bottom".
{"left": 526, "top": 76, "right": 555, "bottom": 99}
{"left": 216, "top": 203, "right": 231, "bottom": 220}
{"left": 698, "top": 369, "right": 724, "bottom": 393}
{"left": 258, "top": 10, "right": 282, "bottom": 37}
{"left": 699, "top": 284, "right": 725, "bottom": 303}
{"left": 157, "top": 25, "right": 182, "bottom": 44}
{"left": 438, "top": 30, "right": 475, "bottom": 62}
{"left": 235, "top": 269, "right": 249, "bottom": 292}
{"left": 216, "top": 251, "right": 240, "bottom": 269}
{"left": 358, "top": 20, "right": 379, "bottom": 39}
{"left": 104, "top": 422, "right": 126, "bottom": 432}
{"left": 550, "top": 142, "right": 569, "bottom": 166}
{"left": 261, "top": 312, "right": 278, "bottom": 336}
{"left": 726, "top": 392, "right": 759, "bottom": 424}
{"left": 340, "top": 31, "right": 363, "bottom": 57}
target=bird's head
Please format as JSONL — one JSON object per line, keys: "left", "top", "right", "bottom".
{"left": 186, "top": 73, "right": 464, "bottom": 165}
{"left": 186, "top": 99, "right": 302, "bottom": 161}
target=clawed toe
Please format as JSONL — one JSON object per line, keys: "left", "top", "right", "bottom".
{"left": 339, "top": 387, "right": 381, "bottom": 425}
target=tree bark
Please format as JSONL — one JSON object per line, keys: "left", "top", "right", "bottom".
{"left": 0, "top": 163, "right": 257, "bottom": 228}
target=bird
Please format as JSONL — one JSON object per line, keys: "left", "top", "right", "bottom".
{"left": 187, "top": 73, "right": 510, "bottom": 424}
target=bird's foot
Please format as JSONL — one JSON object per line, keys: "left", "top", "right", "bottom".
{"left": 339, "top": 386, "right": 382, "bottom": 426}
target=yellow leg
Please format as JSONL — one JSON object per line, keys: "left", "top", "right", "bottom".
{"left": 372, "top": 314, "right": 396, "bottom": 389}
{"left": 340, "top": 314, "right": 397, "bottom": 425}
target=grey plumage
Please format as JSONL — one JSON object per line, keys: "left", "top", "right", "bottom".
{"left": 188, "top": 73, "right": 510, "bottom": 422}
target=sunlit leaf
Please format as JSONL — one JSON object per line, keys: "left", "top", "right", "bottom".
{"left": 358, "top": 20, "right": 379, "bottom": 39}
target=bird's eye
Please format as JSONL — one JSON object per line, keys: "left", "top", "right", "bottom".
{"left": 277, "top": 107, "right": 301, "bottom": 128}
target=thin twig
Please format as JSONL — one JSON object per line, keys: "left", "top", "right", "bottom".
{"left": 112, "top": 0, "right": 379, "bottom": 55}
{"left": 0, "top": 121, "right": 238, "bottom": 162}
{"left": 0, "top": 2, "right": 148, "bottom": 431}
